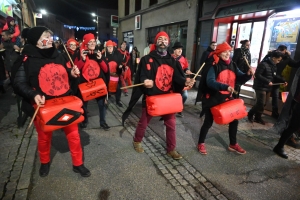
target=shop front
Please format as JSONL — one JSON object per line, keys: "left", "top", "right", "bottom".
{"left": 195, "top": 0, "right": 300, "bottom": 73}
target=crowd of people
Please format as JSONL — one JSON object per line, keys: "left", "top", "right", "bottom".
{"left": 0, "top": 20, "right": 299, "bottom": 178}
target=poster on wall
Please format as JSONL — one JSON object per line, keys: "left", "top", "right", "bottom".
{"left": 0, "top": 0, "right": 13, "bottom": 16}
{"left": 135, "top": 15, "right": 141, "bottom": 30}
{"left": 272, "top": 18, "right": 300, "bottom": 43}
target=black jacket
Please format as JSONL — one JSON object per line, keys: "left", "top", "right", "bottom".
{"left": 232, "top": 48, "right": 251, "bottom": 73}
{"left": 200, "top": 46, "right": 214, "bottom": 66}
{"left": 253, "top": 58, "right": 286, "bottom": 91}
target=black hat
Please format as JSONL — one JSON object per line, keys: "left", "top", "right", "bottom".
{"left": 27, "top": 26, "right": 49, "bottom": 45}
{"left": 172, "top": 42, "right": 183, "bottom": 49}
{"left": 21, "top": 28, "right": 30, "bottom": 39}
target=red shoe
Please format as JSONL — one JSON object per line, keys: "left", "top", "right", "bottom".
{"left": 228, "top": 143, "right": 246, "bottom": 155}
{"left": 198, "top": 143, "right": 207, "bottom": 155}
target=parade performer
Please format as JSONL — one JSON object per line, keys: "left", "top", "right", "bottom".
{"left": 74, "top": 33, "right": 110, "bottom": 130}
{"left": 197, "top": 42, "right": 252, "bottom": 155}
{"left": 118, "top": 41, "right": 132, "bottom": 96}
{"left": 171, "top": 41, "right": 191, "bottom": 117}
{"left": 13, "top": 27, "right": 90, "bottom": 177}
{"left": 3, "top": 16, "right": 20, "bottom": 43}
{"left": 102, "top": 40, "right": 124, "bottom": 107}
{"left": 122, "top": 31, "right": 195, "bottom": 160}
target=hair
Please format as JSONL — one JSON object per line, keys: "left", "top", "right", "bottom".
{"left": 133, "top": 46, "right": 139, "bottom": 52}
{"left": 210, "top": 41, "right": 216, "bottom": 45}
{"left": 1, "top": 30, "right": 10, "bottom": 36}
{"left": 121, "top": 41, "right": 127, "bottom": 45}
{"left": 277, "top": 45, "right": 287, "bottom": 51}
{"left": 271, "top": 51, "right": 284, "bottom": 58}
{"left": 240, "top": 40, "right": 250, "bottom": 46}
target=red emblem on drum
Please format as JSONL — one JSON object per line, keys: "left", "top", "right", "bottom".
{"left": 38, "top": 63, "right": 69, "bottom": 96}
{"left": 82, "top": 58, "right": 100, "bottom": 81}
{"left": 155, "top": 64, "right": 174, "bottom": 91}
{"left": 108, "top": 61, "right": 118, "bottom": 73}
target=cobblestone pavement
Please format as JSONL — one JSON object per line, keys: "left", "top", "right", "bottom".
{"left": 0, "top": 87, "right": 37, "bottom": 200}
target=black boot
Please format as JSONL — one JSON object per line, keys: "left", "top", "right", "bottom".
{"left": 0, "top": 85, "right": 5, "bottom": 94}
{"left": 271, "top": 110, "right": 279, "bottom": 119}
{"left": 247, "top": 110, "right": 254, "bottom": 123}
{"left": 273, "top": 145, "right": 288, "bottom": 159}
{"left": 39, "top": 162, "right": 50, "bottom": 177}
{"left": 73, "top": 164, "right": 91, "bottom": 177}
{"left": 254, "top": 113, "right": 265, "bottom": 125}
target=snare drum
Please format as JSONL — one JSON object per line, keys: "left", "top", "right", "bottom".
{"left": 78, "top": 78, "right": 107, "bottom": 101}
{"left": 34, "top": 96, "right": 84, "bottom": 132}
{"left": 109, "top": 76, "right": 119, "bottom": 93}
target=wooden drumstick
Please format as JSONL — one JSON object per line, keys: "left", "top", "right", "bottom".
{"left": 187, "top": 73, "right": 201, "bottom": 77}
{"left": 121, "top": 83, "right": 145, "bottom": 90}
{"left": 272, "top": 83, "right": 285, "bottom": 86}
{"left": 24, "top": 105, "right": 40, "bottom": 134}
{"left": 243, "top": 56, "right": 255, "bottom": 78}
{"left": 192, "top": 62, "right": 205, "bottom": 80}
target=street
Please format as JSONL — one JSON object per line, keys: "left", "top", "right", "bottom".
{"left": 1, "top": 86, "right": 300, "bottom": 200}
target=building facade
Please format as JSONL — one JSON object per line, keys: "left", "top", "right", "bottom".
{"left": 97, "top": 8, "right": 118, "bottom": 43}
{"left": 118, "top": 0, "right": 198, "bottom": 68}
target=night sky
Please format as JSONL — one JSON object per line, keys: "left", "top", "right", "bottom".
{"left": 33, "top": 0, "right": 118, "bottom": 39}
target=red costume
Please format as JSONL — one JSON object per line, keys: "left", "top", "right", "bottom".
{"left": 118, "top": 47, "right": 132, "bottom": 93}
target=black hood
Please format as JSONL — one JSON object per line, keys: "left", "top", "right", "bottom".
{"left": 22, "top": 44, "right": 59, "bottom": 59}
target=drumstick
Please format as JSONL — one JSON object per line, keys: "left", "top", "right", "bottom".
{"left": 243, "top": 56, "right": 255, "bottom": 78}
{"left": 120, "top": 83, "right": 145, "bottom": 90}
{"left": 192, "top": 62, "right": 205, "bottom": 80}
{"left": 24, "top": 105, "right": 40, "bottom": 134}
{"left": 272, "top": 83, "right": 285, "bottom": 86}
{"left": 187, "top": 73, "right": 201, "bottom": 77}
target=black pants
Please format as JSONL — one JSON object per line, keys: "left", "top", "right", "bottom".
{"left": 198, "top": 109, "right": 238, "bottom": 145}
{"left": 276, "top": 101, "right": 300, "bottom": 148}
{"left": 249, "top": 90, "right": 270, "bottom": 115}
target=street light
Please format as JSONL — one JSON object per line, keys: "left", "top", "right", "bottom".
{"left": 40, "top": 9, "right": 47, "bottom": 15}
{"left": 91, "top": 12, "right": 99, "bottom": 40}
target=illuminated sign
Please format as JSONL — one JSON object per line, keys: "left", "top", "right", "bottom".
{"left": 64, "top": 25, "right": 96, "bottom": 31}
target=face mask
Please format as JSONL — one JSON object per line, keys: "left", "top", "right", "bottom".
{"left": 38, "top": 38, "right": 50, "bottom": 48}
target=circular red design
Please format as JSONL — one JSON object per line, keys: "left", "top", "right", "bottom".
{"left": 108, "top": 61, "right": 118, "bottom": 73}
{"left": 38, "top": 63, "right": 69, "bottom": 96}
{"left": 149, "top": 58, "right": 153, "bottom": 63}
{"left": 82, "top": 59, "right": 100, "bottom": 81}
{"left": 155, "top": 64, "right": 174, "bottom": 92}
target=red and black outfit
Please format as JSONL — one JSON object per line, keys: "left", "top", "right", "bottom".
{"left": 118, "top": 48, "right": 132, "bottom": 94}
{"left": 13, "top": 40, "right": 84, "bottom": 167}
{"left": 102, "top": 43, "right": 124, "bottom": 105}
{"left": 73, "top": 34, "right": 110, "bottom": 128}
{"left": 122, "top": 50, "right": 186, "bottom": 153}
{"left": 197, "top": 44, "right": 251, "bottom": 147}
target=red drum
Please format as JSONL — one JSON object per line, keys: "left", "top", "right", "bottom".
{"left": 34, "top": 96, "right": 84, "bottom": 132}
{"left": 281, "top": 92, "right": 288, "bottom": 103}
{"left": 78, "top": 78, "right": 107, "bottom": 101}
{"left": 109, "top": 76, "right": 119, "bottom": 93}
{"left": 210, "top": 99, "right": 247, "bottom": 125}
{"left": 146, "top": 93, "right": 183, "bottom": 116}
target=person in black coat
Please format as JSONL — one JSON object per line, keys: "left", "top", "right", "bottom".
{"left": 199, "top": 41, "right": 216, "bottom": 66}
{"left": 232, "top": 39, "right": 251, "bottom": 98}
{"left": 248, "top": 51, "right": 287, "bottom": 125}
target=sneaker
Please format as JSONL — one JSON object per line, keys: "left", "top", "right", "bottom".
{"left": 116, "top": 102, "right": 123, "bottom": 107}
{"left": 124, "top": 92, "right": 128, "bottom": 96}
{"left": 176, "top": 112, "right": 183, "bottom": 118}
{"left": 286, "top": 137, "right": 300, "bottom": 149}
{"left": 228, "top": 143, "right": 246, "bottom": 154}
{"left": 39, "top": 162, "right": 50, "bottom": 177}
{"left": 133, "top": 141, "right": 144, "bottom": 153}
{"left": 100, "top": 123, "right": 110, "bottom": 131}
{"left": 73, "top": 164, "right": 91, "bottom": 177}
{"left": 167, "top": 150, "right": 183, "bottom": 160}
{"left": 197, "top": 143, "right": 207, "bottom": 155}
{"left": 254, "top": 117, "right": 265, "bottom": 125}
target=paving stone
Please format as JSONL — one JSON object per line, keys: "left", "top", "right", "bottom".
{"left": 164, "top": 173, "right": 173, "bottom": 179}
{"left": 184, "top": 185, "right": 195, "bottom": 193}
{"left": 169, "top": 178, "right": 180, "bottom": 187}
{"left": 178, "top": 178, "right": 189, "bottom": 186}
{"left": 175, "top": 185, "right": 186, "bottom": 194}
{"left": 199, "top": 189, "right": 212, "bottom": 199}
{"left": 184, "top": 174, "right": 195, "bottom": 181}
{"left": 181, "top": 193, "right": 193, "bottom": 200}
{"left": 2, "top": 194, "right": 14, "bottom": 200}
{"left": 203, "top": 181, "right": 214, "bottom": 189}
{"left": 195, "top": 184, "right": 206, "bottom": 193}
{"left": 174, "top": 173, "right": 183, "bottom": 179}
{"left": 169, "top": 169, "right": 178, "bottom": 174}
{"left": 209, "top": 188, "right": 221, "bottom": 196}
{"left": 197, "top": 176, "right": 207, "bottom": 183}
{"left": 216, "top": 194, "right": 228, "bottom": 200}
{"left": 160, "top": 168, "right": 168, "bottom": 174}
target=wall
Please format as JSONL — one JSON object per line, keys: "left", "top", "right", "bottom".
{"left": 118, "top": 0, "right": 198, "bottom": 68}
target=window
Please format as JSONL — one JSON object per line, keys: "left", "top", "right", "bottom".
{"left": 106, "top": 22, "right": 110, "bottom": 28}
{"left": 149, "top": 0, "right": 158, "bottom": 6}
{"left": 135, "top": 0, "right": 141, "bottom": 11}
{"left": 125, "top": 0, "right": 129, "bottom": 16}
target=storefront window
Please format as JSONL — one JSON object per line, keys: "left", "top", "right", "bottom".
{"left": 147, "top": 22, "right": 188, "bottom": 55}
{"left": 261, "top": 9, "right": 300, "bottom": 60}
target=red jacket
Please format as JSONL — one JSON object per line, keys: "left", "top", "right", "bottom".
{"left": 172, "top": 54, "right": 189, "bottom": 72}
